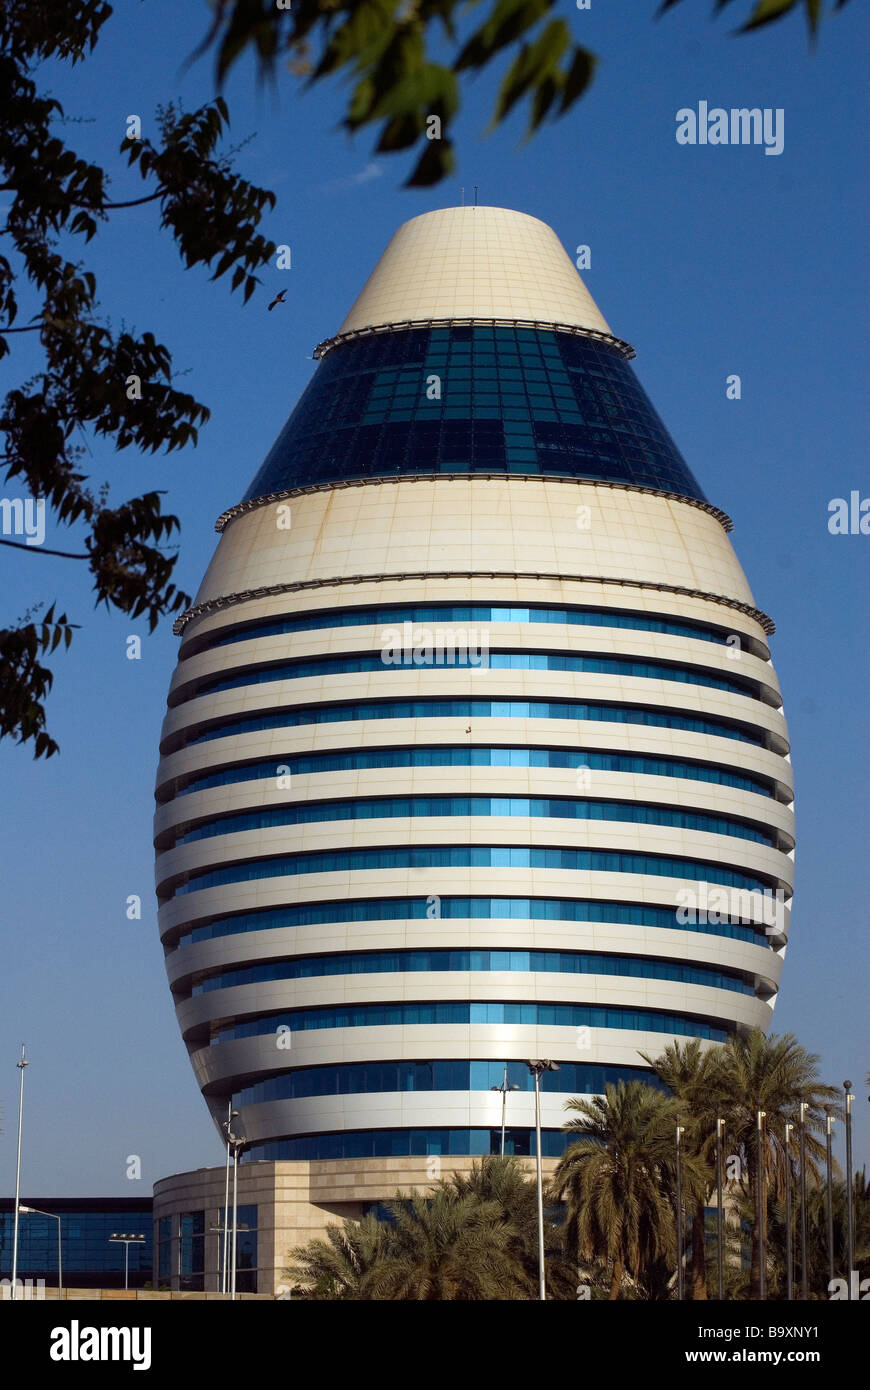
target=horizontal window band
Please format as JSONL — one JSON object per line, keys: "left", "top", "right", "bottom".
{"left": 232, "top": 1060, "right": 670, "bottom": 1107}
{"left": 242, "top": 1128, "right": 589, "bottom": 1161}
{"left": 178, "top": 601, "right": 768, "bottom": 662}
{"left": 168, "top": 793, "right": 776, "bottom": 852}
{"left": 175, "top": 650, "right": 764, "bottom": 708}
{"left": 162, "top": 744, "right": 776, "bottom": 803}
{"left": 169, "top": 697, "right": 774, "bottom": 755}
{"left": 209, "top": 1000, "right": 733, "bottom": 1045}
{"left": 164, "top": 845, "right": 779, "bottom": 902}
{"left": 169, "top": 895, "right": 773, "bottom": 952}
{"left": 187, "top": 946, "right": 754, "bottom": 999}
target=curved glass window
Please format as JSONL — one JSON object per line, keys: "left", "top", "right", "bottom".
{"left": 171, "top": 845, "right": 775, "bottom": 900}
{"left": 174, "top": 895, "right": 770, "bottom": 950}
{"left": 211, "top": 1000, "right": 730, "bottom": 1043}
{"left": 172, "top": 745, "right": 773, "bottom": 800}
{"left": 191, "top": 947, "right": 753, "bottom": 998}
{"left": 184, "top": 698, "right": 767, "bottom": 749}
{"left": 190, "top": 651, "right": 759, "bottom": 703}
{"left": 234, "top": 1059, "right": 668, "bottom": 1106}
{"left": 241, "top": 326, "right": 707, "bottom": 501}
{"left": 244, "top": 1128, "right": 574, "bottom": 1161}
{"left": 195, "top": 603, "right": 749, "bottom": 653}
{"left": 173, "top": 793, "right": 774, "bottom": 849}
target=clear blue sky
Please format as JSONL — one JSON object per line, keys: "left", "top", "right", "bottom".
{"left": 1, "top": 0, "right": 867, "bottom": 1196}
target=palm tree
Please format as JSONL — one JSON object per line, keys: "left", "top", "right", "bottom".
{"left": 443, "top": 1153, "right": 574, "bottom": 1297}
{"left": 706, "top": 1029, "right": 840, "bottom": 1300}
{"left": 366, "top": 1187, "right": 532, "bottom": 1299}
{"left": 284, "top": 1213, "right": 390, "bottom": 1299}
{"left": 764, "top": 1168, "right": 870, "bottom": 1298}
{"left": 640, "top": 1038, "right": 720, "bottom": 1300}
{"left": 551, "top": 1080, "right": 678, "bottom": 1299}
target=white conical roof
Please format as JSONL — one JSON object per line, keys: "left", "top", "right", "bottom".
{"left": 335, "top": 205, "right": 613, "bottom": 338}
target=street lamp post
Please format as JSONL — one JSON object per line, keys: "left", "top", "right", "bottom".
{"left": 222, "top": 1117, "right": 245, "bottom": 1301}
{"left": 824, "top": 1108, "right": 835, "bottom": 1292}
{"left": 108, "top": 1234, "right": 146, "bottom": 1291}
{"left": 527, "top": 1060, "right": 558, "bottom": 1301}
{"left": 490, "top": 1067, "right": 519, "bottom": 1156}
{"left": 757, "top": 1110, "right": 766, "bottom": 1301}
{"left": 784, "top": 1122, "right": 794, "bottom": 1302}
{"left": 715, "top": 1118, "right": 725, "bottom": 1301}
{"left": 843, "top": 1082, "right": 854, "bottom": 1298}
{"left": 11, "top": 1044, "right": 28, "bottom": 1302}
{"left": 675, "top": 1122, "right": 686, "bottom": 1301}
{"left": 19, "top": 1207, "right": 62, "bottom": 1300}
{"left": 799, "top": 1101, "right": 809, "bottom": 1300}
{"left": 231, "top": 1139, "right": 240, "bottom": 1300}
{"left": 221, "top": 1105, "right": 238, "bottom": 1294}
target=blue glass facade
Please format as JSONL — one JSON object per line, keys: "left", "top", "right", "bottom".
{"left": 191, "top": 948, "right": 752, "bottom": 999}
{"left": 241, "top": 326, "right": 707, "bottom": 502}
{"left": 154, "top": 1205, "right": 259, "bottom": 1294}
{"left": 188, "top": 650, "right": 760, "bottom": 704}
{"left": 210, "top": 1000, "right": 731, "bottom": 1043}
{"left": 170, "top": 745, "right": 773, "bottom": 801}
{"left": 171, "top": 844, "right": 775, "bottom": 901}
{"left": 173, "top": 895, "right": 770, "bottom": 951}
{"left": 182, "top": 697, "right": 769, "bottom": 751}
{"left": 246, "top": 1128, "right": 579, "bottom": 1161}
{"left": 190, "top": 602, "right": 755, "bottom": 654}
{"left": 234, "top": 1060, "right": 668, "bottom": 1107}
{"left": 172, "top": 795, "right": 773, "bottom": 850}
{"left": 218, "top": 1206, "right": 258, "bottom": 1294}
{"left": 179, "top": 1210, "right": 205, "bottom": 1291}
{"left": 0, "top": 1200, "right": 153, "bottom": 1289}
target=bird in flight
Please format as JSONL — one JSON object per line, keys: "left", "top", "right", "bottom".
{"left": 268, "top": 289, "right": 288, "bottom": 312}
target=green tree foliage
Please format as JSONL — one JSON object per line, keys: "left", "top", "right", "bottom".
{"left": 0, "top": 1, "right": 276, "bottom": 756}
{"left": 197, "top": 0, "right": 853, "bottom": 187}
{"left": 640, "top": 1037, "right": 720, "bottom": 1299}
{"left": 285, "top": 1155, "right": 571, "bottom": 1299}
{"left": 439, "top": 1153, "right": 575, "bottom": 1297}
{"left": 283, "top": 1213, "right": 391, "bottom": 1298}
{"left": 643, "top": 1029, "right": 842, "bottom": 1301}
{"left": 706, "top": 1030, "right": 839, "bottom": 1300}
{"left": 765, "top": 1170, "right": 870, "bottom": 1297}
{"left": 551, "top": 1080, "right": 680, "bottom": 1299}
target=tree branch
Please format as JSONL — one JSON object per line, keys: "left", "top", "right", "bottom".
{"left": 0, "top": 536, "right": 89, "bottom": 559}
{"left": 96, "top": 192, "right": 162, "bottom": 209}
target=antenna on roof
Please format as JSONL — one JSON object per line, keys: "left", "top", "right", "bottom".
{"left": 473, "top": 184, "right": 478, "bottom": 207}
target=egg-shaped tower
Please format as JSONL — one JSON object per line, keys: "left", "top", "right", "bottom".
{"left": 155, "top": 206, "right": 793, "bottom": 1173}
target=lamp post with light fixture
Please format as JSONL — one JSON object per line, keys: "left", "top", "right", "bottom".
{"left": 843, "top": 1082, "right": 854, "bottom": 1297}
{"left": 490, "top": 1067, "right": 519, "bottom": 1156}
{"left": 222, "top": 1116, "right": 245, "bottom": 1301}
{"left": 799, "top": 1101, "right": 809, "bottom": 1300}
{"left": 221, "top": 1104, "right": 239, "bottom": 1293}
{"left": 784, "top": 1122, "right": 794, "bottom": 1301}
{"left": 11, "top": 1045, "right": 28, "bottom": 1302}
{"left": 824, "top": 1108, "right": 835, "bottom": 1291}
{"left": 108, "top": 1233, "right": 146, "bottom": 1291}
{"left": 526, "top": 1060, "right": 558, "bottom": 1301}
{"left": 675, "top": 1122, "right": 686, "bottom": 1301}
